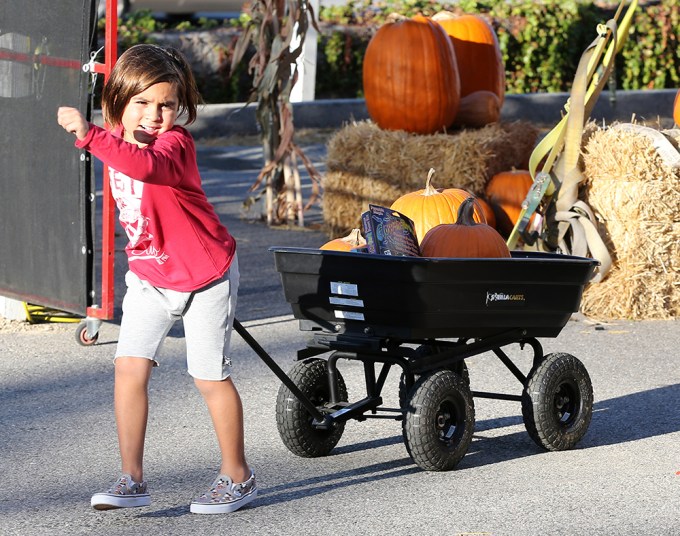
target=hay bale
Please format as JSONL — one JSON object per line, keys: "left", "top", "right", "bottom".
{"left": 323, "top": 170, "right": 404, "bottom": 231}
{"left": 580, "top": 125, "right": 680, "bottom": 320}
{"left": 324, "top": 120, "right": 539, "bottom": 235}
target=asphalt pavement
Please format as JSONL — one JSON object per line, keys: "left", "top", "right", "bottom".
{"left": 1, "top": 134, "right": 679, "bottom": 536}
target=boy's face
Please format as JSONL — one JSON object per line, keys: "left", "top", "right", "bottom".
{"left": 121, "top": 82, "right": 179, "bottom": 147}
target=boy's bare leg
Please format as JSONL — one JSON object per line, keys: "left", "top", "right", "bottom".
{"left": 194, "top": 377, "right": 250, "bottom": 483}
{"left": 114, "top": 357, "right": 154, "bottom": 483}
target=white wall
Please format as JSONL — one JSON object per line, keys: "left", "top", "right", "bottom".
{"left": 0, "top": 297, "right": 26, "bottom": 321}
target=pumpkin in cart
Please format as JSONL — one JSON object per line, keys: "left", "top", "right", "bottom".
{"left": 484, "top": 169, "right": 534, "bottom": 238}
{"left": 363, "top": 14, "right": 460, "bottom": 134}
{"left": 390, "top": 168, "right": 487, "bottom": 243}
{"left": 674, "top": 88, "right": 680, "bottom": 126}
{"left": 320, "top": 229, "right": 367, "bottom": 251}
{"left": 420, "top": 197, "right": 511, "bottom": 258}
{"left": 474, "top": 196, "right": 496, "bottom": 229}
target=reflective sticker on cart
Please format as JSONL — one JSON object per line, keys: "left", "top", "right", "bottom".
{"left": 329, "top": 297, "right": 364, "bottom": 307}
{"left": 334, "top": 310, "right": 365, "bottom": 321}
{"left": 330, "top": 282, "right": 358, "bottom": 297}
{"left": 485, "top": 291, "right": 526, "bottom": 306}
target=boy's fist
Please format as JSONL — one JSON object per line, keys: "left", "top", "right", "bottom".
{"left": 57, "top": 106, "right": 89, "bottom": 140}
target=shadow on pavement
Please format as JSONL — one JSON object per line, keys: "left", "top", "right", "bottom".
{"left": 136, "top": 458, "right": 418, "bottom": 516}
{"left": 313, "top": 383, "right": 680, "bottom": 471}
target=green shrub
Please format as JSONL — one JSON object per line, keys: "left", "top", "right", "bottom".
{"left": 101, "top": 1, "right": 680, "bottom": 103}
{"left": 315, "top": 0, "right": 680, "bottom": 96}
{"left": 617, "top": 0, "right": 680, "bottom": 89}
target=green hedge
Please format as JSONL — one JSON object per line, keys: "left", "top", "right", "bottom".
{"left": 107, "top": 0, "right": 680, "bottom": 103}
{"left": 316, "top": 0, "right": 680, "bottom": 98}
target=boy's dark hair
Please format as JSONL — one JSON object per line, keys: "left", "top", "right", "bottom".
{"left": 102, "top": 44, "right": 202, "bottom": 127}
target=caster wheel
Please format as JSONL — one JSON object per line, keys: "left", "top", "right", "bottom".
{"left": 522, "top": 352, "right": 593, "bottom": 451}
{"left": 75, "top": 322, "right": 98, "bottom": 346}
{"left": 276, "top": 357, "right": 348, "bottom": 458}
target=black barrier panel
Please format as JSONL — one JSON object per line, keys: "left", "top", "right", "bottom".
{"left": 0, "top": 1, "right": 96, "bottom": 315}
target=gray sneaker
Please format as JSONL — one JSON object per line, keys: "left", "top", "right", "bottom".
{"left": 91, "top": 474, "right": 151, "bottom": 510}
{"left": 190, "top": 471, "right": 257, "bottom": 514}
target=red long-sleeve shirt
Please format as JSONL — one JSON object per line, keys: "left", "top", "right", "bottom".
{"left": 76, "top": 124, "right": 235, "bottom": 292}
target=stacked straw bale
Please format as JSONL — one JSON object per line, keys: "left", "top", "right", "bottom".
{"left": 581, "top": 124, "right": 680, "bottom": 320}
{"left": 323, "top": 120, "right": 539, "bottom": 235}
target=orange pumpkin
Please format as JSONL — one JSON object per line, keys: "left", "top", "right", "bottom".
{"left": 484, "top": 170, "right": 534, "bottom": 237}
{"left": 674, "top": 88, "right": 680, "bottom": 126}
{"left": 453, "top": 90, "right": 501, "bottom": 128}
{"left": 432, "top": 12, "right": 505, "bottom": 105}
{"left": 474, "top": 196, "right": 496, "bottom": 229}
{"left": 320, "top": 229, "right": 366, "bottom": 251}
{"left": 420, "top": 197, "right": 511, "bottom": 258}
{"left": 363, "top": 15, "right": 460, "bottom": 134}
{"left": 391, "top": 169, "right": 485, "bottom": 242}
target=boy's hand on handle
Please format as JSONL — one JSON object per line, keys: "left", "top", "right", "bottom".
{"left": 57, "top": 106, "right": 89, "bottom": 140}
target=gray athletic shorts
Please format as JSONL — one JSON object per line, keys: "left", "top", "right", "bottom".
{"left": 115, "top": 255, "right": 240, "bottom": 381}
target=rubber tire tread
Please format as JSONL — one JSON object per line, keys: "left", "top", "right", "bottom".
{"left": 403, "top": 369, "right": 475, "bottom": 471}
{"left": 522, "top": 352, "right": 593, "bottom": 451}
{"left": 276, "top": 358, "right": 348, "bottom": 458}
{"left": 399, "top": 361, "right": 470, "bottom": 461}
{"left": 399, "top": 361, "right": 470, "bottom": 409}
{"left": 399, "top": 344, "right": 470, "bottom": 409}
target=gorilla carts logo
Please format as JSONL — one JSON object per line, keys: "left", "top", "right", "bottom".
{"left": 486, "top": 291, "right": 526, "bottom": 307}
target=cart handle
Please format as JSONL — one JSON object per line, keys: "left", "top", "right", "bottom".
{"left": 233, "top": 318, "right": 332, "bottom": 428}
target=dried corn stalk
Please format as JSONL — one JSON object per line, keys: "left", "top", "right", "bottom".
{"left": 231, "top": 0, "right": 321, "bottom": 225}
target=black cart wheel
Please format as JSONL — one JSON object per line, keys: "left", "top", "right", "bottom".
{"left": 399, "top": 357, "right": 470, "bottom": 460}
{"left": 276, "top": 358, "right": 348, "bottom": 458}
{"left": 75, "top": 322, "right": 98, "bottom": 346}
{"left": 403, "top": 369, "right": 475, "bottom": 471}
{"left": 522, "top": 352, "right": 593, "bottom": 451}
{"left": 399, "top": 344, "right": 470, "bottom": 408}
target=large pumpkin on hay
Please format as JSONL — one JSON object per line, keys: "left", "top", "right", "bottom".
{"left": 362, "top": 14, "right": 460, "bottom": 134}
{"left": 390, "top": 168, "right": 487, "bottom": 243}
{"left": 485, "top": 169, "right": 534, "bottom": 237}
{"left": 432, "top": 11, "right": 505, "bottom": 104}
{"left": 674, "top": 88, "right": 680, "bottom": 126}
{"left": 420, "top": 197, "right": 510, "bottom": 258}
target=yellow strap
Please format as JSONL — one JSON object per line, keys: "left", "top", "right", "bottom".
{"left": 555, "top": 20, "right": 616, "bottom": 212}
{"left": 23, "top": 303, "right": 81, "bottom": 324}
{"left": 507, "top": 0, "right": 638, "bottom": 250}
{"left": 529, "top": 0, "right": 635, "bottom": 181}
{"left": 554, "top": 207, "right": 613, "bottom": 283}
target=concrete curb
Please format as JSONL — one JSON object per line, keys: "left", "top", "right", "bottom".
{"left": 91, "top": 89, "right": 678, "bottom": 140}
{"left": 184, "top": 89, "right": 678, "bottom": 139}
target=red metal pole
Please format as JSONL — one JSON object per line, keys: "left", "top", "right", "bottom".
{"left": 87, "top": 0, "right": 118, "bottom": 321}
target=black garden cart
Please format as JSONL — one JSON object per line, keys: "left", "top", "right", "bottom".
{"left": 235, "top": 247, "right": 598, "bottom": 472}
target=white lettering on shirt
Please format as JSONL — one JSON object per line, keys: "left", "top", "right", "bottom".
{"left": 108, "top": 167, "right": 169, "bottom": 264}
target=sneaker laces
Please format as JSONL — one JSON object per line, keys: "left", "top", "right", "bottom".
{"left": 109, "top": 474, "right": 146, "bottom": 495}
{"left": 202, "top": 473, "right": 253, "bottom": 502}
